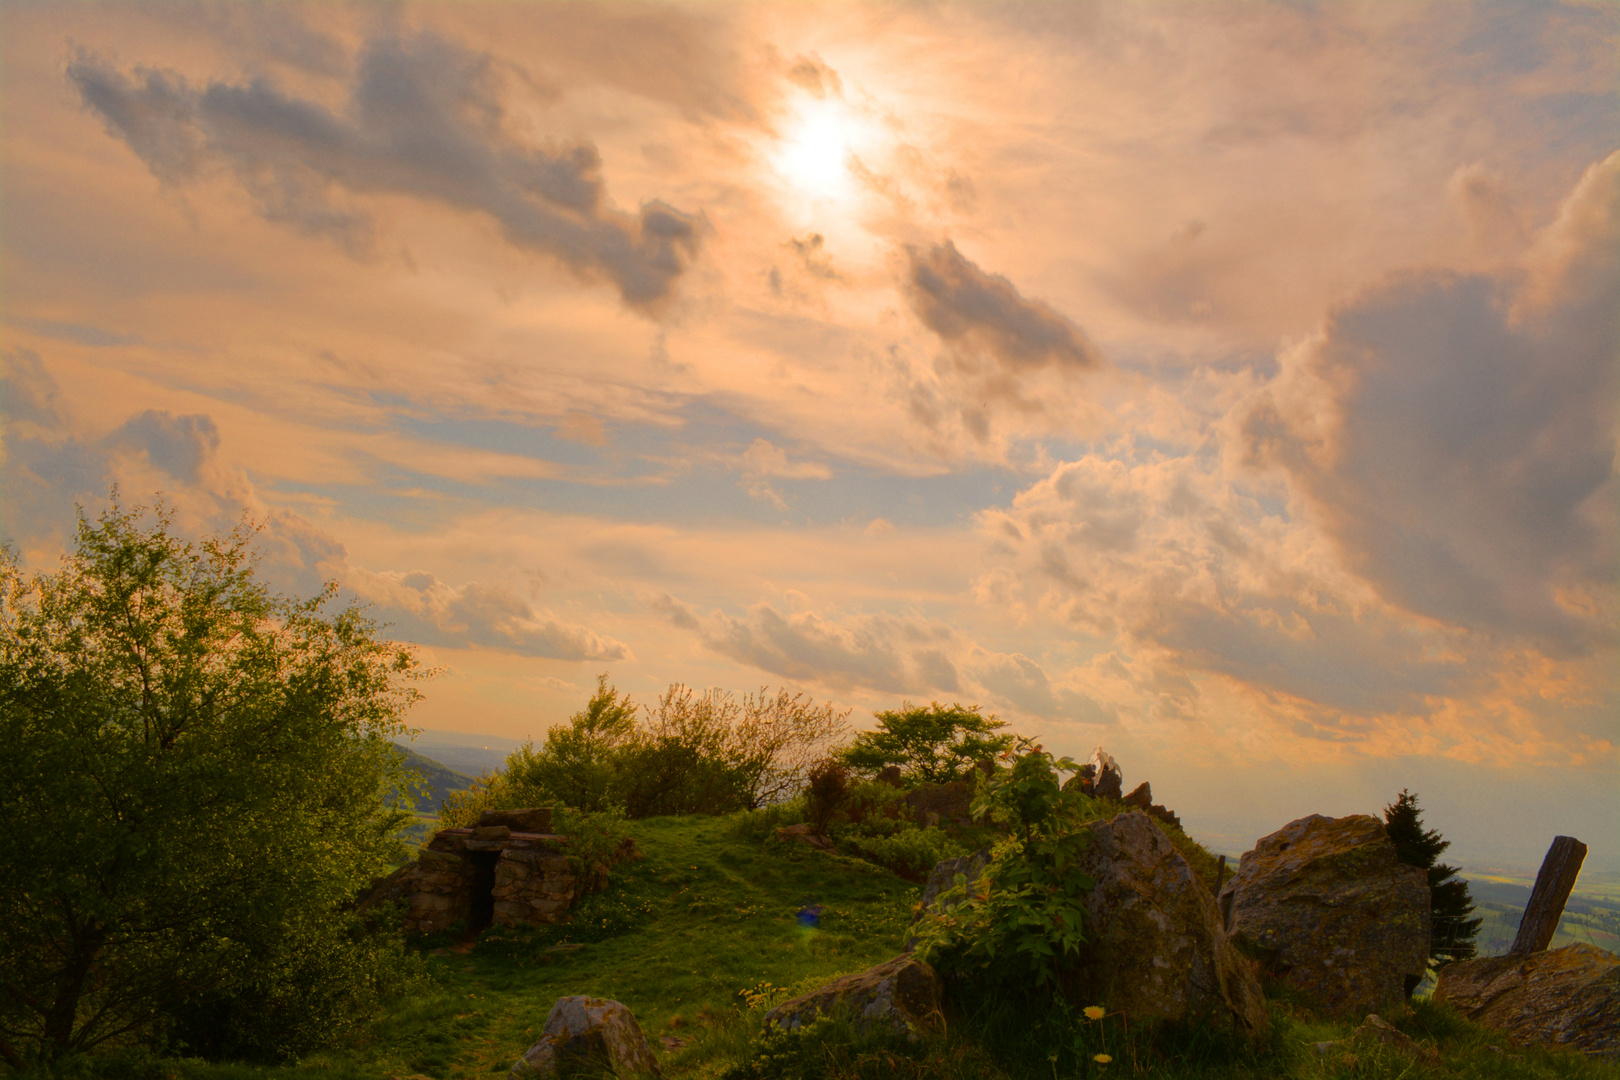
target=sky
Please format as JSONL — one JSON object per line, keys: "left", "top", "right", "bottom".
{"left": 3, "top": 1, "right": 1617, "bottom": 873}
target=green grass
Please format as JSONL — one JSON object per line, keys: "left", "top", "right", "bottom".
{"left": 23, "top": 813, "right": 1619, "bottom": 1080}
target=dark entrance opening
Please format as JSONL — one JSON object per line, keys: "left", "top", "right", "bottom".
{"left": 468, "top": 851, "right": 499, "bottom": 931}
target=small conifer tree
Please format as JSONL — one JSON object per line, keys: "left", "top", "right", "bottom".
{"left": 1384, "top": 789, "right": 1482, "bottom": 969}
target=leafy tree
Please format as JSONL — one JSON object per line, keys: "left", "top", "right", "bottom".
{"left": 1384, "top": 789, "right": 1482, "bottom": 969}
{"left": 840, "top": 702, "right": 1013, "bottom": 786}
{"left": 911, "top": 740, "right": 1095, "bottom": 992}
{"left": 505, "top": 674, "right": 637, "bottom": 812}
{"left": 0, "top": 498, "right": 425, "bottom": 1065}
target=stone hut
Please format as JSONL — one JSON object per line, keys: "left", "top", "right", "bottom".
{"left": 365, "top": 808, "right": 593, "bottom": 933}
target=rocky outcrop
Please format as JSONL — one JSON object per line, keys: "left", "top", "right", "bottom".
{"left": 1120, "top": 781, "right": 1182, "bottom": 829}
{"left": 1088, "top": 747, "right": 1123, "bottom": 801}
{"left": 1433, "top": 943, "right": 1620, "bottom": 1058}
{"left": 1061, "top": 812, "right": 1270, "bottom": 1037}
{"left": 511, "top": 996, "right": 661, "bottom": 1079}
{"left": 765, "top": 955, "right": 943, "bottom": 1039}
{"left": 1219, "top": 814, "right": 1428, "bottom": 1016}
{"left": 1351, "top": 1014, "right": 1439, "bottom": 1064}
{"left": 482, "top": 808, "right": 554, "bottom": 833}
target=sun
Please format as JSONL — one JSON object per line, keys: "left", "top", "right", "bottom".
{"left": 774, "top": 101, "right": 864, "bottom": 199}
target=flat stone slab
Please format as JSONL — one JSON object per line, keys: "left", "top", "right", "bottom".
{"left": 1434, "top": 943, "right": 1620, "bottom": 1058}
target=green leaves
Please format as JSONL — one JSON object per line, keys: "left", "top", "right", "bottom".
{"left": 910, "top": 740, "right": 1097, "bottom": 993}
{"left": 839, "top": 702, "right": 1013, "bottom": 785}
{"left": 0, "top": 495, "right": 426, "bottom": 1061}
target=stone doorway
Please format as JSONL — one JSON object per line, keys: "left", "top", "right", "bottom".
{"left": 468, "top": 851, "right": 499, "bottom": 931}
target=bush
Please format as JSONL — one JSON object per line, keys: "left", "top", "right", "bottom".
{"left": 1384, "top": 789, "right": 1482, "bottom": 968}
{"left": 910, "top": 740, "right": 1096, "bottom": 993}
{"left": 805, "top": 759, "right": 850, "bottom": 834}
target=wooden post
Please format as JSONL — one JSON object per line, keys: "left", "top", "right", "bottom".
{"left": 1510, "top": 835, "right": 1587, "bottom": 955}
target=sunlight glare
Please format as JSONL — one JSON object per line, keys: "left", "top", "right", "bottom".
{"left": 776, "top": 103, "right": 858, "bottom": 198}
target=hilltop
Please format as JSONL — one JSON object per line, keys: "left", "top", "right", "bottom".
{"left": 64, "top": 810, "right": 1617, "bottom": 1080}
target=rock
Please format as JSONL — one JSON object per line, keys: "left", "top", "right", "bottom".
{"left": 1433, "top": 943, "right": 1620, "bottom": 1058}
{"left": 1088, "top": 748, "right": 1122, "bottom": 800}
{"left": 1060, "top": 812, "right": 1270, "bottom": 1037}
{"left": 475, "top": 825, "right": 513, "bottom": 841}
{"left": 1063, "top": 763, "right": 1098, "bottom": 797}
{"left": 1220, "top": 814, "right": 1428, "bottom": 1016}
{"left": 1119, "top": 781, "right": 1182, "bottom": 829}
{"left": 765, "top": 955, "right": 943, "bottom": 1039}
{"left": 482, "top": 807, "right": 554, "bottom": 833}
{"left": 1352, "top": 1014, "right": 1438, "bottom": 1063}
{"left": 905, "top": 848, "right": 991, "bottom": 950}
{"left": 511, "top": 996, "right": 661, "bottom": 1079}
{"left": 916, "top": 848, "right": 991, "bottom": 916}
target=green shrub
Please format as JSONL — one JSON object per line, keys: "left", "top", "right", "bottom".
{"left": 828, "top": 825, "right": 968, "bottom": 881}
{"left": 910, "top": 741, "right": 1095, "bottom": 993}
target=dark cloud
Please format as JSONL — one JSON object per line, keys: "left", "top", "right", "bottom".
{"left": 786, "top": 54, "right": 843, "bottom": 100}
{"left": 1240, "top": 152, "right": 1619, "bottom": 658}
{"left": 901, "top": 241, "right": 1105, "bottom": 446}
{"left": 67, "top": 31, "right": 700, "bottom": 312}
{"left": 108, "top": 411, "right": 220, "bottom": 486}
{"left": 907, "top": 241, "right": 1103, "bottom": 371}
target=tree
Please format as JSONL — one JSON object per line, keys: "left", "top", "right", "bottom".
{"left": 840, "top": 701, "right": 1013, "bottom": 786}
{"left": 1384, "top": 790, "right": 1482, "bottom": 969}
{"left": 0, "top": 497, "right": 425, "bottom": 1064}
{"left": 505, "top": 674, "right": 637, "bottom": 813}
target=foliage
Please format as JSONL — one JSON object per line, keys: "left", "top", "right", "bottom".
{"left": 0, "top": 497, "right": 426, "bottom": 1065}
{"left": 825, "top": 826, "right": 967, "bottom": 883}
{"left": 507, "top": 673, "right": 637, "bottom": 813}
{"left": 449, "top": 679, "right": 848, "bottom": 822}
{"left": 910, "top": 741, "right": 1095, "bottom": 991}
{"left": 1384, "top": 790, "right": 1482, "bottom": 968}
{"left": 804, "top": 759, "right": 850, "bottom": 835}
{"left": 839, "top": 702, "right": 1012, "bottom": 786}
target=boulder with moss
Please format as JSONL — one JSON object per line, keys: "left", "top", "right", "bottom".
{"left": 511, "top": 996, "right": 661, "bottom": 1079}
{"left": 765, "top": 955, "right": 944, "bottom": 1039}
{"left": 1060, "top": 811, "right": 1270, "bottom": 1036}
{"left": 1219, "top": 814, "right": 1428, "bottom": 1016}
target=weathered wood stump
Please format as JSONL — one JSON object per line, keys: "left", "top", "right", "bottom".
{"left": 1511, "top": 835, "right": 1587, "bottom": 954}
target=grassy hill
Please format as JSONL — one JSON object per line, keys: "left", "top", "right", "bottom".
{"left": 84, "top": 811, "right": 1617, "bottom": 1080}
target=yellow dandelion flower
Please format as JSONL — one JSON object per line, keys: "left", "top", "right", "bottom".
{"left": 1083, "top": 1005, "right": 1106, "bottom": 1021}
{"left": 1093, "top": 1053, "right": 1113, "bottom": 1064}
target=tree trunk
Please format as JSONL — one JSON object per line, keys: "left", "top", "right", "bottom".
{"left": 42, "top": 918, "right": 104, "bottom": 1058}
{"left": 1510, "top": 835, "right": 1587, "bottom": 955}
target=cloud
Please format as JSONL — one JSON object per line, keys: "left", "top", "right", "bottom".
{"left": 1238, "top": 150, "right": 1619, "bottom": 659}
{"left": 907, "top": 241, "right": 1103, "bottom": 372}
{"left": 785, "top": 54, "right": 843, "bottom": 100}
{"left": 345, "top": 567, "right": 631, "bottom": 661}
{"left": 651, "top": 593, "right": 961, "bottom": 695}
{"left": 67, "top": 31, "right": 700, "bottom": 312}
{"left": 736, "top": 438, "right": 831, "bottom": 509}
{"left": 899, "top": 241, "right": 1108, "bottom": 448}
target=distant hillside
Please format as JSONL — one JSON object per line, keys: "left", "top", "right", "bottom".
{"left": 395, "top": 731, "right": 524, "bottom": 780}
{"left": 390, "top": 746, "right": 476, "bottom": 815}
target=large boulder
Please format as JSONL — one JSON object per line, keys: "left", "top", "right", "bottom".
{"left": 765, "top": 955, "right": 944, "bottom": 1039}
{"left": 511, "top": 996, "right": 661, "bottom": 1078}
{"left": 1219, "top": 814, "right": 1428, "bottom": 1016}
{"left": 1061, "top": 812, "right": 1270, "bottom": 1037}
{"left": 1433, "top": 943, "right": 1620, "bottom": 1058}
